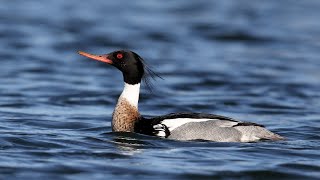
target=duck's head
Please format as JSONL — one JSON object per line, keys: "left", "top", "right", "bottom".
{"left": 78, "top": 50, "right": 148, "bottom": 85}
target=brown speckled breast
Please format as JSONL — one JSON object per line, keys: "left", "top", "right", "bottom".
{"left": 112, "top": 97, "right": 141, "bottom": 132}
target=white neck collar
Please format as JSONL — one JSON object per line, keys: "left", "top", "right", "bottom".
{"left": 119, "top": 83, "right": 140, "bottom": 108}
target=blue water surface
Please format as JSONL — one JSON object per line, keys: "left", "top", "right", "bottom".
{"left": 0, "top": 0, "right": 319, "bottom": 179}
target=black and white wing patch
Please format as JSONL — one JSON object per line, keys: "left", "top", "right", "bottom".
{"left": 134, "top": 118, "right": 171, "bottom": 138}
{"left": 152, "top": 124, "right": 170, "bottom": 138}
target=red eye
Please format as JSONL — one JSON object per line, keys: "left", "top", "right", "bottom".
{"left": 117, "top": 53, "right": 123, "bottom": 59}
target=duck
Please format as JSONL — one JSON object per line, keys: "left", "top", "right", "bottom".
{"left": 78, "top": 50, "right": 284, "bottom": 142}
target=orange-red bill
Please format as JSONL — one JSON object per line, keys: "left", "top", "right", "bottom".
{"left": 78, "top": 51, "right": 113, "bottom": 64}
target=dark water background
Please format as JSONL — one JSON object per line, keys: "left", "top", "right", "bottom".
{"left": 1, "top": 0, "right": 320, "bottom": 179}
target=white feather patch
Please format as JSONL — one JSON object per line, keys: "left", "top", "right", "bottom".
{"left": 119, "top": 83, "right": 140, "bottom": 108}
{"left": 161, "top": 118, "right": 220, "bottom": 132}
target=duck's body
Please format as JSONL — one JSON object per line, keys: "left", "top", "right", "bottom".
{"left": 138, "top": 113, "right": 282, "bottom": 142}
{"left": 78, "top": 50, "right": 284, "bottom": 142}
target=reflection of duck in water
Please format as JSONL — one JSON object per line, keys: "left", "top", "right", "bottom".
{"left": 78, "top": 50, "right": 284, "bottom": 142}
{"left": 110, "top": 132, "right": 146, "bottom": 155}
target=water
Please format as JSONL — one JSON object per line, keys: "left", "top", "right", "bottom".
{"left": 0, "top": 0, "right": 320, "bottom": 179}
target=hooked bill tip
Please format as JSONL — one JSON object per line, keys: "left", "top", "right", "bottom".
{"left": 78, "top": 51, "right": 86, "bottom": 56}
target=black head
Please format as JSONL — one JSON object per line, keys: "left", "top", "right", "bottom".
{"left": 78, "top": 50, "right": 160, "bottom": 86}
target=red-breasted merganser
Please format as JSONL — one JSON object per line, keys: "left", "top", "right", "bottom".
{"left": 78, "top": 50, "right": 284, "bottom": 142}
